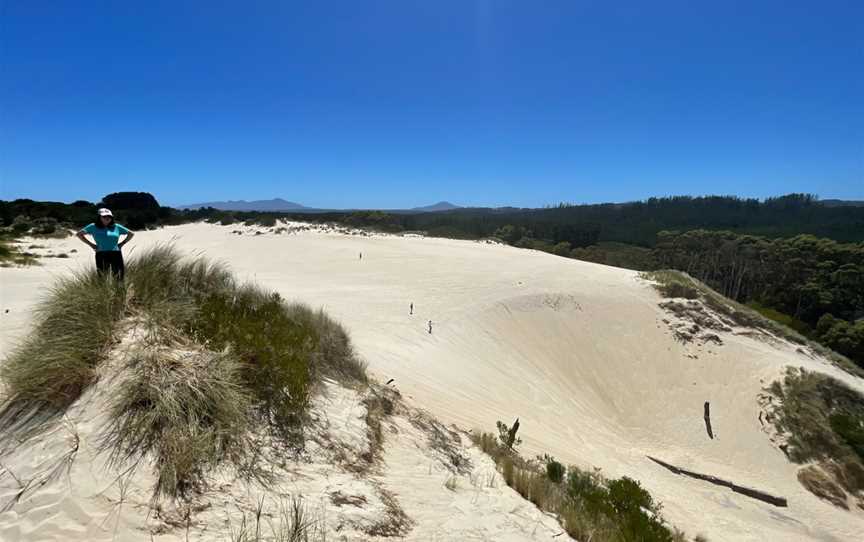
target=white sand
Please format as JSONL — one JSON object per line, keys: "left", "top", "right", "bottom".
{"left": 1, "top": 222, "right": 863, "bottom": 541}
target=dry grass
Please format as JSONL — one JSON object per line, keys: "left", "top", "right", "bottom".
{"left": 797, "top": 465, "right": 849, "bottom": 509}
{"left": 100, "top": 335, "right": 253, "bottom": 501}
{"left": 229, "top": 495, "right": 327, "bottom": 542}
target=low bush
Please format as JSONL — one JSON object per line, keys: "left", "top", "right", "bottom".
{"left": 472, "top": 422, "right": 682, "bottom": 542}
{"left": 767, "top": 368, "right": 864, "bottom": 506}
{"left": 545, "top": 455, "right": 565, "bottom": 483}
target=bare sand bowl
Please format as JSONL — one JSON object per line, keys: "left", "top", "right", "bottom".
{"left": 1, "top": 222, "right": 863, "bottom": 541}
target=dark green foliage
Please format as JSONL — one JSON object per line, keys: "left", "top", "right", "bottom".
{"left": 747, "top": 302, "right": 813, "bottom": 336}
{"left": 496, "top": 419, "right": 522, "bottom": 450}
{"left": 607, "top": 477, "right": 672, "bottom": 542}
{"left": 817, "top": 315, "right": 864, "bottom": 364}
{"left": 768, "top": 368, "right": 864, "bottom": 496}
{"left": 100, "top": 192, "right": 162, "bottom": 230}
{"left": 651, "top": 231, "right": 864, "bottom": 370}
{"left": 545, "top": 455, "right": 565, "bottom": 483}
{"left": 829, "top": 413, "right": 864, "bottom": 463}
{"left": 101, "top": 192, "right": 160, "bottom": 211}
{"left": 569, "top": 242, "right": 657, "bottom": 270}
{"left": 189, "top": 289, "right": 316, "bottom": 430}
{"left": 256, "top": 214, "right": 277, "bottom": 227}
{"left": 471, "top": 429, "right": 680, "bottom": 542}
{"left": 11, "top": 218, "right": 30, "bottom": 233}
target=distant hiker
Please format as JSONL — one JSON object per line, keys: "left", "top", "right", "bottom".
{"left": 410, "top": 302, "right": 414, "bottom": 315}
{"left": 359, "top": 252, "right": 362, "bottom": 260}
{"left": 428, "top": 320, "right": 432, "bottom": 334}
{"left": 76, "top": 208, "right": 134, "bottom": 279}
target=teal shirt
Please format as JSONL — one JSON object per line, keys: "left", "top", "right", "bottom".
{"left": 82, "top": 223, "right": 130, "bottom": 251}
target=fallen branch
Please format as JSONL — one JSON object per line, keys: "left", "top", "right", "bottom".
{"left": 647, "top": 455, "right": 787, "bottom": 508}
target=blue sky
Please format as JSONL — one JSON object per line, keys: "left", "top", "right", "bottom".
{"left": 2, "top": 1, "right": 862, "bottom": 208}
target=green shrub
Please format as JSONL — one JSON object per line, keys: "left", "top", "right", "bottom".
{"left": 473, "top": 423, "right": 683, "bottom": 542}
{"left": 829, "top": 413, "right": 864, "bottom": 463}
{"left": 496, "top": 419, "right": 522, "bottom": 450}
{"left": 545, "top": 455, "right": 565, "bottom": 483}
{"left": 768, "top": 368, "right": 864, "bottom": 501}
{"left": 189, "top": 288, "right": 316, "bottom": 431}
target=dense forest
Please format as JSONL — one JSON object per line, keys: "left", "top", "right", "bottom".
{"left": 2, "top": 192, "right": 862, "bottom": 370}
{"left": 653, "top": 230, "right": 864, "bottom": 366}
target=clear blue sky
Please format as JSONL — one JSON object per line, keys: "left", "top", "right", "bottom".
{"left": 2, "top": 1, "right": 862, "bottom": 208}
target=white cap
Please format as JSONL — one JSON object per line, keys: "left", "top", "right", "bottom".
{"left": 98, "top": 208, "right": 113, "bottom": 217}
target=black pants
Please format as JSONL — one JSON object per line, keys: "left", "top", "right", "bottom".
{"left": 95, "top": 250, "right": 125, "bottom": 279}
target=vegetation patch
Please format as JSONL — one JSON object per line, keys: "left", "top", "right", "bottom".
{"left": 644, "top": 270, "right": 863, "bottom": 376}
{"left": 471, "top": 422, "right": 689, "bottom": 542}
{"left": 765, "top": 367, "right": 864, "bottom": 509}
{"left": 0, "top": 239, "right": 40, "bottom": 267}
{"left": 101, "top": 333, "right": 254, "bottom": 501}
{"left": 0, "top": 245, "right": 366, "bottom": 502}
{"left": 0, "top": 272, "right": 126, "bottom": 429}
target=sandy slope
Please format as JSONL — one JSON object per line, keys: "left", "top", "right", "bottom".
{"left": 2, "top": 222, "right": 864, "bottom": 541}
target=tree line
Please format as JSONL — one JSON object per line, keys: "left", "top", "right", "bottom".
{"left": 652, "top": 230, "right": 864, "bottom": 369}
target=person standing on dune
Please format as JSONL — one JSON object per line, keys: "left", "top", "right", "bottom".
{"left": 76, "top": 208, "right": 134, "bottom": 279}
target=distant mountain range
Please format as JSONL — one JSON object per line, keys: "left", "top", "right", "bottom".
{"left": 409, "top": 201, "right": 461, "bottom": 212}
{"left": 176, "top": 198, "right": 462, "bottom": 213}
{"left": 177, "top": 198, "right": 310, "bottom": 212}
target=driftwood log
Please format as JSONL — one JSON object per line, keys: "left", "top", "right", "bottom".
{"left": 647, "top": 455, "right": 788, "bottom": 507}
{"left": 704, "top": 401, "right": 714, "bottom": 439}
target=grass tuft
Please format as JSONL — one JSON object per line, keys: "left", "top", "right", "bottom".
{"left": 0, "top": 271, "right": 125, "bottom": 432}
{"left": 100, "top": 337, "right": 252, "bottom": 501}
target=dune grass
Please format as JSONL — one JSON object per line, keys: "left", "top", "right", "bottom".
{"left": 0, "top": 244, "right": 366, "bottom": 501}
{"left": 767, "top": 367, "right": 864, "bottom": 507}
{"left": 228, "top": 495, "right": 326, "bottom": 542}
{"left": 471, "top": 428, "right": 688, "bottom": 542}
{"left": 0, "top": 272, "right": 126, "bottom": 432}
{"left": 101, "top": 337, "right": 253, "bottom": 501}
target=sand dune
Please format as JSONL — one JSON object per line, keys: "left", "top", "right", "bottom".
{"left": 2, "top": 222, "right": 863, "bottom": 541}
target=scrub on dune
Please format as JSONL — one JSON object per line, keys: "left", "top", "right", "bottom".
{"left": 76, "top": 208, "right": 135, "bottom": 279}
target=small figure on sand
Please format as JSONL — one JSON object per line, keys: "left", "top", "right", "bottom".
{"left": 410, "top": 302, "right": 414, "bottom": 315}
{"left": 428, "top": 320, "right": 432, "bottom": 334}
{"left": 359, "top": 252, "right": 362, "bottom": 260}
